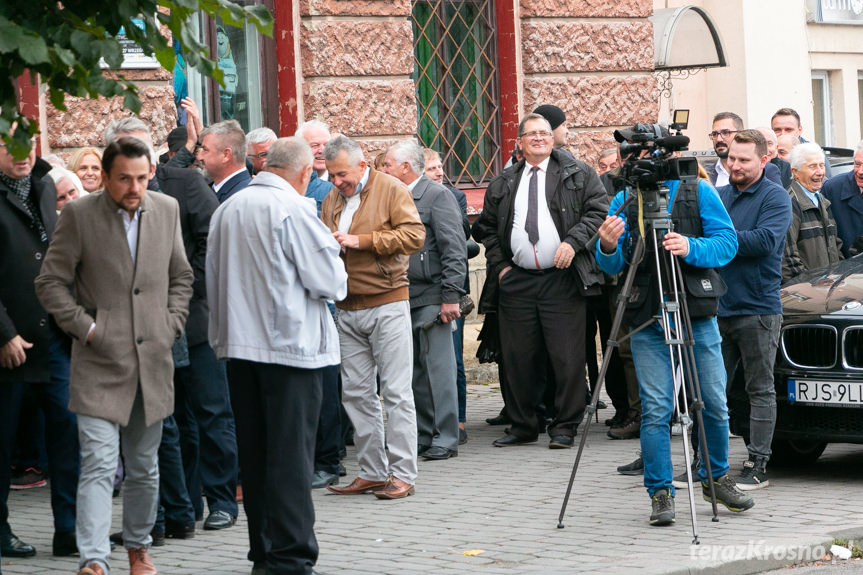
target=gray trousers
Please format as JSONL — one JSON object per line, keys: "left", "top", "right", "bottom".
{"left": 77, "top": 389, "right": 162, "bottom": 574}
{"left": 411, "top": 304, "right": 459, "bottom": 451}
{"left": 719, "top": 314, "right": 782, "bottom": 462}
{"left": 337, "top": 300, "right": 418, "bottom": 484}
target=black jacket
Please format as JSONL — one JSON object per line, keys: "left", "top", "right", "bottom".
{"left": 0, "top": 166, "right": 59, "bottom": 383}
{"left": 472, "top": 149, "right": 609, "bottom": 313}
{"left": 155, "top": 164, "right": 219, "bottom": 346}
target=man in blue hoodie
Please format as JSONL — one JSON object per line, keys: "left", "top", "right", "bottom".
{"left": 715, "top": 130, "right": 792, "bottom": 491}
{"left": 596, "top": 145, "right": 753, "bottom": 526}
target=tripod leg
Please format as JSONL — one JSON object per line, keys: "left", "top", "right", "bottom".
{"left": 557, "top": 237, "right": 645, "bottom": 528}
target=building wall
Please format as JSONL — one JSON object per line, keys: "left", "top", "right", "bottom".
{"left": 657, "top": 0, "right": 863, "bottom": 151}
{"left": 38, "top": 0, "right": 661, "bottom": 168}
{"left": 520, "top": 0, "right": 657, "bottom": 167}
{"left": 298, "top": 0, "right": 416, "bottom": 159}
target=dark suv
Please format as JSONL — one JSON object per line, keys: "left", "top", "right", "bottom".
{"left": 727, "top": 254, "right": 863, "bottom": 465}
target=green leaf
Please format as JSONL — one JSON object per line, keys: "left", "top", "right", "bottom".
{"left": 124, "top": 91, "right": 142, "bottom": 114}
{"left": 155, "top": 45, "right": 175, "bottom": 70}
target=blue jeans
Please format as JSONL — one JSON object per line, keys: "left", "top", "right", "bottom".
{"left": 630, "top": 317, "right": 729, "bottom": 497}
{"left": 0, "top": 331, "right": 78, "bottom": 537}
{"left": 453, "top": 316, "right": 467, "bottom": 423}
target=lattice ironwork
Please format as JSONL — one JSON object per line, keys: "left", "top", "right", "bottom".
{"left": 412, "top": 0, "right": 501, "bottom": 187}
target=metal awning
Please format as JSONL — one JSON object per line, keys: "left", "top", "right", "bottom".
{"left": 650, "top": 5, "right": 727, "bottom": 70}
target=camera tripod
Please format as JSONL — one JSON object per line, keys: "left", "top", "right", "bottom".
{"left": 557, "top": 186, "right": 720, "bottom": 544}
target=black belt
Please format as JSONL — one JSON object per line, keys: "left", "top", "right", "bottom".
{"left": 516, "top": 266, "right": 561, "bottom": 276}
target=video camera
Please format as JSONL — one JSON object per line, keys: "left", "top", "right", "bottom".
{"left": 611, "top": 109, "right": 698, "bottom": 219}
{"left": 613, "top": 110, "right": 697, "bottom": 187}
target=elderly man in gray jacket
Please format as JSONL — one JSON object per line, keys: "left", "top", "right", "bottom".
{"left": 207, "top": 137, "right": 347, "bottom": 575}
{"left": 382, "top": 141, "right": 467, "bottom": 460}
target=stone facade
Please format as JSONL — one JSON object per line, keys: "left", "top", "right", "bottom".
{"left": 38, "top": 0, "right": 656, "bottom": 172}
{"left": 520, "top": 0, "right": 657, "bottom": 167}
{"left": 300, "top": 1, "right": 416, "bottom": 155}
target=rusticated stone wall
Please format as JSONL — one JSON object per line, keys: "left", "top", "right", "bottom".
{"left": 299, "top": 0, "right": 416, "bottom": 160}
{"left": 44, "top": 68, "right": 176, "bottom": 158}
{"left": 520, "top": 0, "right": 657, "bottom": 168}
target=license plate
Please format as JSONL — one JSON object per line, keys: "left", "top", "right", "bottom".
{"left": 788, "top": 379, "right": 863, "bottom": 407}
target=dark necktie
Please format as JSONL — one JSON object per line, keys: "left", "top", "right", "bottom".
{"left": 525, "top": 166, "right": 540, "bottom": 245}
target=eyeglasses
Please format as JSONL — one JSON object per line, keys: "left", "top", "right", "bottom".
{"left": 247, "top": 151, "right": 268, "bottom": 159}
{"left": 520, "top": 130, "right": 552, "bottom": 139}
{"left": 708, "top": 129, "right": 738, "bottom": 140}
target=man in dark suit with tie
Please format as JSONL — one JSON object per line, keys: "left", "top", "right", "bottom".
{"left": 472, "top": 113, "right": 608, "bottom": 448}
{"left": 197, "top": 120, "right": 252, "bottom": 204}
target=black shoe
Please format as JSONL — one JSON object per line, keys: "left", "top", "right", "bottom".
{"left": 736, "top": 456, "right": 770, "bottom": 491}
{"left": 492, "top": 434, "right": 537, "bottom": 447}
{"left": 150, "top": 531, "right": 166, "bottom": 547}
{"left": 458, "top": 427, "right": 467, "bottom": 445}
{"left": 596, "top": 399, "right": 608, "bottom": 410}
{"left": 52, "top": 531, "right": 77, "bottom": 556}
{"left": 311, "top": 470, "right": 339, "bottom": 489}
{"left": 0, "top": 532, "right": 36, "bottom": 557}
{"left": 165, "top": 521, "right": 195, "bottom": 539}
{"left": 338, "top": 462, "right": 346, "bottom": 477}
{"left": 605, "top": 411, "right": 627, "bottom": 427}
{"left": 671, "top": 454, "right": 701, "bottom": 489}
{"left": 617, "top": 454, "right": 644, "bottom": 476}
{"left": 549, "top": 435, "right": 574, "bottom": 449}
{"left": 110, "top": 531, "right": 124, "bottom": 545}
{"left": 9, "top": 466, "right": 47, "bottom": 490}
{"left": 203, "top": 510, "right": 236, "bottom": 530}
{"left": 485, "top": 414, "right": 510, "bottom": 426}
{"left": 650, "top": 488, "right": 675, "bottom": 526}
{"left": 417, "top": 444, "right": 431, "bottom": 456}
{"left": 422, "top": 446, "right": 458, "bottom": 460}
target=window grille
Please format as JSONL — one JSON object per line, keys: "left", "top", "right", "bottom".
{"left": 412, "top": 0, "right": 501, "bottom": 187}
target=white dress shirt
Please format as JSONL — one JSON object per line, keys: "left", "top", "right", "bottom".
{"left": 337, "top": 167, "right": 370, "bottom": 235}
{"left": 511, "top": 156, "right": 561, "bottom": 269}
{"left": 715, "top": 160, "right": 730, "bottom": 188}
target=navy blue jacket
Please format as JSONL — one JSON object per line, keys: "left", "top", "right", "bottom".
{"left": 305, "top": 171, "right": 334, "bottom": 217}
{"left": 216, "top": 169, "right": 252, "bottom": 204}
{"left": 716, "top": 172, "right": 792, "bottom": 316}
{"left": 706, "top": 160, "right": 782, "bottom": 188}
{"left": 821, "top": 170, "right": 863, "bottom": 257}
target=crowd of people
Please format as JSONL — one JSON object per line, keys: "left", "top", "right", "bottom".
{"left": 1, "top": 99, "right": 862, "bottom": 574}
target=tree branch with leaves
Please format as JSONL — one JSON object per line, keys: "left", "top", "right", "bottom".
{"left": 0, "top": 0, "right": 273, "bottom": 158}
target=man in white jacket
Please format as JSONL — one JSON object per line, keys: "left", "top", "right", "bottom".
{"left": 206, "top": 137, "right": 347, "bottom": 575}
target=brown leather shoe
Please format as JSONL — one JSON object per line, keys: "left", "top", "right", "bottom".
{"left": 77, "top": 563, "right": 106, "bottom": 575}
{"left": 327, "top": 477, "right": 388, "bottom": 495}
{"left": 128, "top": 547, "right": 158, "bottom": 575}
{"left": 373, "top": 477, "right": 415, "bottom": 500}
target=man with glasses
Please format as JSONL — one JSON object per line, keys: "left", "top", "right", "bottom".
{"left": 706, "top": 112, "right": 744, "bottom": 187}
{"left": 245, "top": 127, "right": 276, "bottom": 176}
{"left": 472, "top": 113, "right": 608, "bottom": 449}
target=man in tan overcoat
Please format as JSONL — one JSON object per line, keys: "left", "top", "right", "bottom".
{"left": 36, "top": 136, "right": 193, "bottom": 575}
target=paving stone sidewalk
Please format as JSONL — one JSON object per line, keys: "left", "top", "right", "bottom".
{"left": 4, "top": 381, "right": 862, "bottom": 575}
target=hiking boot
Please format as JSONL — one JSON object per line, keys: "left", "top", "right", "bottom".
{"left": 617, "top": 453, "right": 644, "bottom": 476}
{"left": 671, "top": 454, "right": 700, "bottom": 489}
{"left": 607, "top": 411, "right": 640, "bottom": 440}
{"left": 702, "top": 474, "right": 755, "bottom": 512}
{"left": 649, "top": 488, "right": 675, "bottom": 526}
{"left": 736, "top": 456, "right": 769, "bottom": 491}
